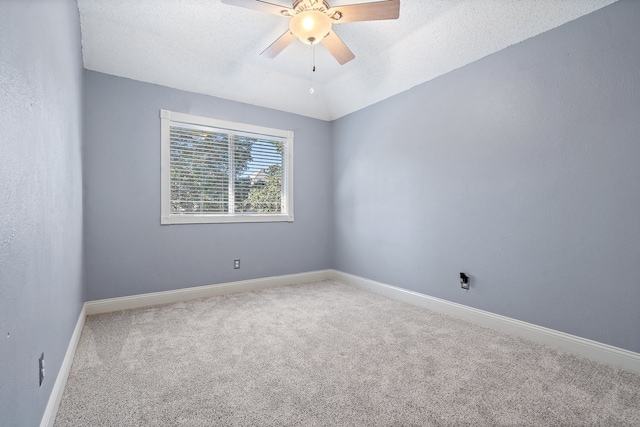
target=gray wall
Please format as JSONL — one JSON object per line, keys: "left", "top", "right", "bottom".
{"left": 0, "top": 1, "right": 85, "bottom": 426}
{"left": 332, "top": 0, "right": 640, "bottom": 353}
{"left": 83, "top": 71, "right": 333, "bottom": 301}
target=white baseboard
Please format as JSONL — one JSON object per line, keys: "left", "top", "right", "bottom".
{"left": 85, "top": 270, "right": 333, "bottom": 315}
{"left": 40, "top": 304, "right": 86, "bottom": 427}
{"left": 331, "top": 270, "right": 640, "bottom": 374}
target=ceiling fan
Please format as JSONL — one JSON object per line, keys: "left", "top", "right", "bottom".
{"left": 221, "top": 0, "right": 400, "bottom": 65}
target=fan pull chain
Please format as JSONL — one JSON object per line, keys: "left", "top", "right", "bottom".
{"left": 309, "top": 45, "right": 316, "bottom": 94}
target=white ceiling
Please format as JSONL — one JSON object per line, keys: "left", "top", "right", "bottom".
{"left": 78, "top": 0, "right": 617, "bottom": 121}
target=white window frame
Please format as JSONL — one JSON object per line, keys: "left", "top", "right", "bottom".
{"left": 160, "top": 109, "right": 294, "bottom": 224}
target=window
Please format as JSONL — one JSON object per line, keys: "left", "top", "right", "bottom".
{"left": 160, "top": 110, "right": 294, "bottom": 224}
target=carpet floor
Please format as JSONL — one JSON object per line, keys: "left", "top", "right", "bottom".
{"left": 55, "top": 281, "right": 640, "bottom": 426}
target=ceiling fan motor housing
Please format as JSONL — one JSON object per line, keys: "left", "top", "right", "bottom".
{"left": 292, "top": 0, "right": 332, "bottom": 14}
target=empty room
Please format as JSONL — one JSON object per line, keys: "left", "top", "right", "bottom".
{"left": 1, "top": 0, "right": 640, "bottom": 425}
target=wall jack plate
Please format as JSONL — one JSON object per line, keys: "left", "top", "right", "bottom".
{"left": 38, "top": 353, "right": 45, "bottom": 387}
{"left": 460, "top": 272, "right": 469, "bottom": 290}
{"left": 234, "top": 259, "right": 240, "bottom": 269}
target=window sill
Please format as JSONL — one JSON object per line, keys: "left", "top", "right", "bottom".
{"left": 161, "top": 214, "right": 294, "bottom": 225}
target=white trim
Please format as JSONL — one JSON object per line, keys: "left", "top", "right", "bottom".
{"left": 40, "top": 305, "right": 86, "bottom": 427}
{"left": 85, "top": 270, "right": 333, "bottom": 315}
{"left": 160, "top": 109, "right": 171, "bottom": 223}
{"left": 162, "top": 109, "right": 292, "bottom": 139}
{"left": 161, "top": 213, "right": 293, "bottom": 224}
{"left": 331, "top": 270, "right": 640, "bottom": 374}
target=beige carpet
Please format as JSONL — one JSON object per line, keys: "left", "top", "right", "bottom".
{"left": 55, "top": 281, "right": 640, "bottom": 426}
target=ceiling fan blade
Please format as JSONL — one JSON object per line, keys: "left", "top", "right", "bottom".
{"left": 260, "top": 30, "right": 297, "bottom": 58}
{"left": 221, "top": 0, "right": 294, "bottom": 17}
{"left": 321, "top": 30, "right": 355, "bottom": 65}
{"left": 328, "top": 0, "right": 400, "bottom": 23}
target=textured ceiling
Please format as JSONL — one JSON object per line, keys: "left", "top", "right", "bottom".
{"left": 78, "top": 0, "right": 617, "bottom": 121}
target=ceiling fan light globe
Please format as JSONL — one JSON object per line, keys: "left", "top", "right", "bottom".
{"left": 290, "top": 10, "right": 332, "bottom": 45}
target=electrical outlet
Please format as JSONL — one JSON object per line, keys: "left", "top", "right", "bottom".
{"left": 234, "top": 259, "right": 240, "bottom": 269}
{"left": 39, "top": 353, "right": 45, "bottom": 387}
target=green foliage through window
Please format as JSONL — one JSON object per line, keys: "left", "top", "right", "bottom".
{"left": 169, "top": 126, "right": 285, "bottom": 215}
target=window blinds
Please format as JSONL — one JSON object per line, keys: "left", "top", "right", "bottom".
{"left": 169, "top": 123, "right": 286, "bottom": 215}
